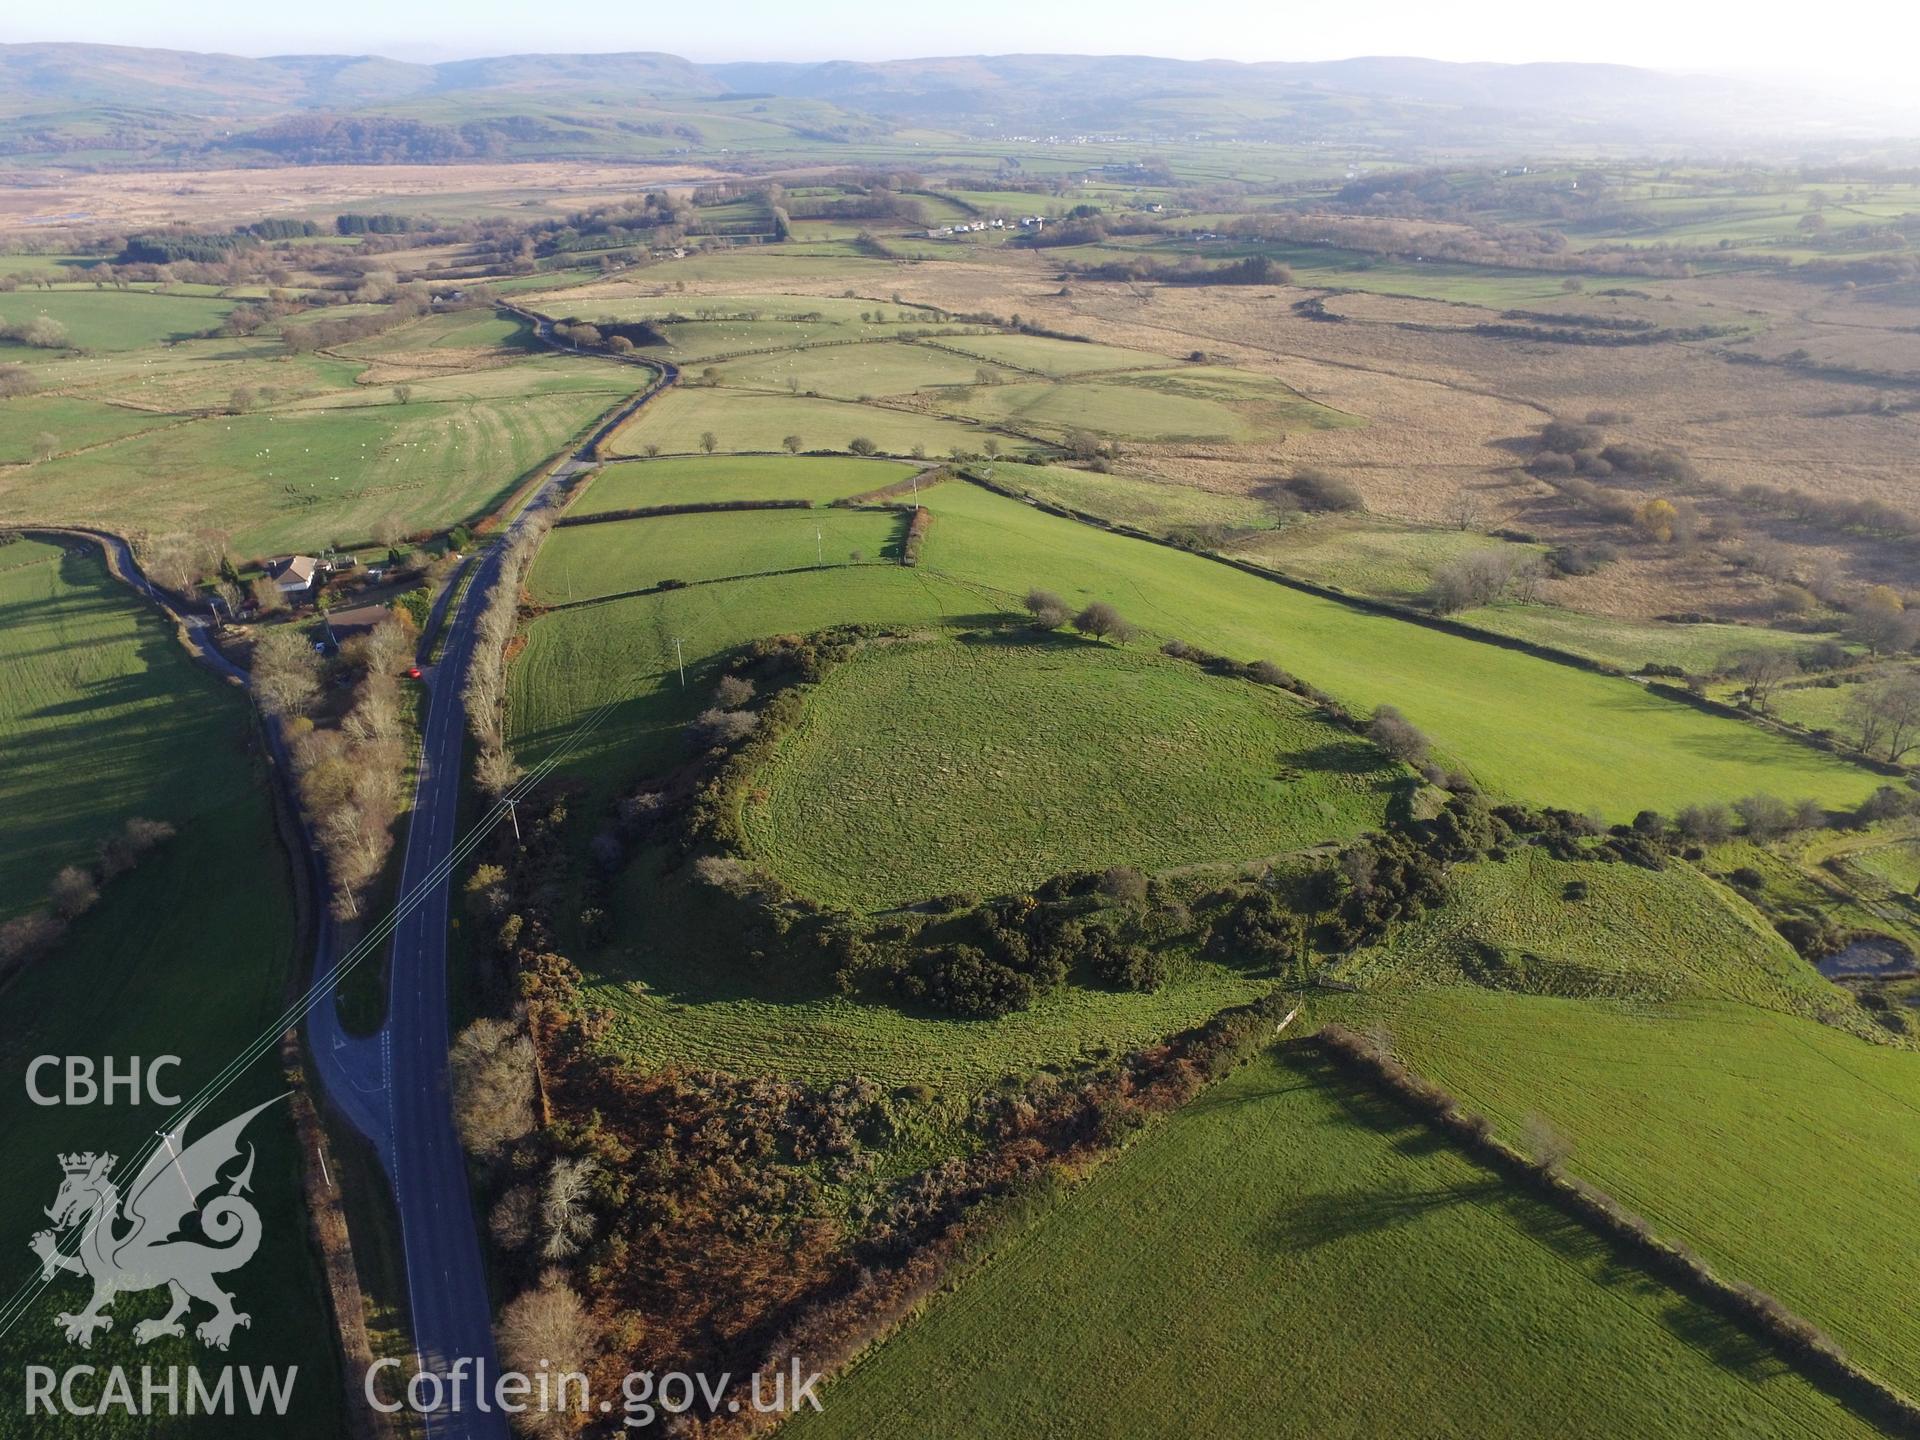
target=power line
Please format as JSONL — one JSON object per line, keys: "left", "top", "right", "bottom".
{"left": 0, "top": 666, "right": 629, "bottom": 1340}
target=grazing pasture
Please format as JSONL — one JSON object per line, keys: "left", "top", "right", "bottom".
{"left": 0, "top": 289, "right": 234, "bottom": 353}
{"left": 572, "top": 454, "right": 918, "bottom": 512}
{"left": 743, "top": 637, "right": 1397, "bottom": 908}
{"left": 529, "top": 507, "right": 909, "bottom": 604}
{"left": 786, "top": 1047, "right": 1874, "bottom": 1440}
{"left": 514, "top": 479, "right": 1882, "bottom": 824}
{"left": 984, "top": 461, "right": 1273, "bottom": 534}
{"left": 0, "top": 541, "right": 246, "bottom": 915}
{"left": 0, "top": 394, "right": 177, "bottom": 463}
{"left": 1230, "top": 516, "right": 1545, "bottom": 605}
{"left": 947, "top": 366, "right": 1357, "bottom": 444}
{"left": 1334, "top": 849, "right": 1839, "bottom": 1015}
{"left": 1464, "top": 602, "right": 1823, "bottom": 675}
{"left": 1377, "top": 987, "right": 1920, "bottom": 1399}
{"left": 0, "top": 539, "right": 342, "bottom": 1433}
{"left": 706, "top": 340, "right": 1019, "bottom": 399}
{"left": 6, "top": 387, "right": 622, "bottom": 554}
{"left": 923, "top": 332, "right": 1177, "bottom": 376}
{"left": 911, "top": 482, "right": 1882, "bottom": 817}
{"left": 603, "top": 384, "right": 1002, "bottom": 459}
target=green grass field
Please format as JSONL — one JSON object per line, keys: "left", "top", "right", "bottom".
{"left": 788, "top": 1046, "right": 1874, "bottom": 1440}
{"left": 0, "top": 395, "right": 179, "bottom": 464}
{"left": 575, "top": 295, "right": 985, "bottom": 363}
{"left": 744, "top": 636, "right": 1397, "bottom": 908}
{"left": 0, "top": 290, "right": 235, "bottom": 354}
{"left": 706, "top": 340, "right": 1021, "bottom": 399}
{"left": 532, "top": 509, "right": 908, "bottom": 604}
{"left": 363, "top": 308, "right": 536, "bottom": 352}
{"left": 910, "top": 482, "right": 1882, "bottom": 818}
{"left": 1334, "top": 849, "right": 1841, "bottom": 1016}
{"left": 572, "top": 455, "right": 917, "bottom": 513}
{"left": 1374, "top": 987, "right": 1920, "bottom": 1400}
{"left": 0, "top": 539, "right": 343, "bottom": 1435}
{"left": 6, "top": 388, "right": 622, "bottom": 555}
{"left": 605, "top": 385, "right": 1005, "bottom": 460}
{"left": 513, "top": 480, "right": 1883, "bottom": 824}
{"left": 0, "top": 540, "right": 249, "bottom": 916}
{"left": 921, "top": 333, "right": 1177, "bottom": 377}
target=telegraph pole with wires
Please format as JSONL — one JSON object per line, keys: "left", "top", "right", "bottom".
{"left": 672, "top": 635, "right": 686, "bottom": 687}
{"left": 816, "top": 525, "right": 824, "bottom": 567}
{"left": 505, "top": 795, "right": 521, "bottom": 841}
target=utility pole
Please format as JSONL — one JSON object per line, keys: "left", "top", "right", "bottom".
{"left": 672, "top": 636, "right": 686, "bottom": 687}
{"left": 816, "top": 525, "right": 823, "bottom": 567}
{"left": 506, "top": 796, "right": 521, "bottom": 841}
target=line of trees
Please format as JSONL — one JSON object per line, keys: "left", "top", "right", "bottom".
{"left": 253, "top": 616, "right": 414, "bottom": 918}
{"left": 463, "top": 510, "right": 553, "bottom": 796}
{"left": 0, "top": 817, "right": 176, "bottom": 975}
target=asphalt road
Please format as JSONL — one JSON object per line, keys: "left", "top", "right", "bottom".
{"left": 306, "top": 342, "right": 672, "bottom": 1435}
{"left": 383, "top": 532, "right": 509, "bottom": 1437}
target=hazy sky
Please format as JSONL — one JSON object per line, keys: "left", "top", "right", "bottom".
{"left": 3, "top": 0, "right": 1915, "bottom": 89}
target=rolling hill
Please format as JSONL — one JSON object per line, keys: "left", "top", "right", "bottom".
{"left": 1, "top": 43, "right": 1911, "bottom": 167}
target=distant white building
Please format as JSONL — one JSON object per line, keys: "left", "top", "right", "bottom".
{"left": 266, "top": 555, "right": 320, "bottom": 596}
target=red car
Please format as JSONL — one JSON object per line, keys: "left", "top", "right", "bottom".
{"left": 406, "top": 665, "right": 422, "bottom": 680}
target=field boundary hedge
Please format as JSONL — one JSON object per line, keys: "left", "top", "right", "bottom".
{"left": 834, "top": 466, "right": 949, "bottom": 505}
{"left": 1310, "top": 1023, "right": 1920, "bottom": 1438}
{"left": 902, "top": 505, "right": 931, "bottom": 565}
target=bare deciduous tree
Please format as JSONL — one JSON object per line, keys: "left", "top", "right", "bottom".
{"left": 450, "top": 1017, "right": 536, "bottom": 1157}
{"left": 1429, "top": 549, "right": 1520, "bottom": 614}
{"left": 48, "top": 866, "right": 99, "bottom": 920}
{"left": 1522, "top": 1113, "right": 1573, "bottom": 1172}
{"left": 249, "top": 575, "right": 285, "bottom": 614}
{"left": 1446, "top": 491, "right": 1485, "bottom": 531}
{"left": 539, "top": 1157, "right": 598, "bottom": 1260}
{"left": 1367, "top": 705, "right": 1431, "bottom": 765}
{"left": 1024, "top": 588, "right": 1070, "bottom": 629}
{"left": 495, "top": 1272, "right": 598, "bottom": 1437}
{"left": 1072, "top": 601, "right": 1136, "bottom": 644}
{"left": 1849, "top": 672, "right": 1920, "bottom": 762}
{"left": 251, "top": 627, "right": 322, "bottom": 718}
{"left": 712, "top": 675, "right": 755, "bottom": 708}
{"left": 1729, "top": 650, "right": 1792, "bottom": 714}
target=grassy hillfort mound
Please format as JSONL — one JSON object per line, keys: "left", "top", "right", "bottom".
{"left": 12, "top": 73, "right": 1920, "bottom": 1440}
{"left": 742, "top": 636, "right": 1399, "bottom": 908}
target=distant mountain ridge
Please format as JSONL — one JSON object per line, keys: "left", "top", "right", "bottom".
{"left": 0, "top": 42, "right": 1907, "bottom": 162}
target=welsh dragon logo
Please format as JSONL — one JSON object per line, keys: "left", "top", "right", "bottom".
{"left": 29, "top": 1095, "right": 281, "bottom": 1350}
